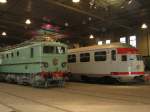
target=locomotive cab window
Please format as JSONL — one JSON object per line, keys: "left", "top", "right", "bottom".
{"left": 43, "top": 46, "right": 55, "bottom": 54}
{"left": 80, "top": 53, "right": 90, "bottom": 62}
{"left": 68, "top": 54, "right": 76, "bottom": 63}
{"left": 56, "top": 46, "right": 65, "bottom": 54}
{"left": 94, "top": 51, "right": 106, "bottom": 61}
{"left": 111, "top": 50, "right": 116, "bottom": 61}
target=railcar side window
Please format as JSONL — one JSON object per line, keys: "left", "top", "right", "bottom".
{"left": 111, "top": 50, "right": 116, "bottom": 61}
{"left": 17, "top": 51, "right": 19, "bottom": 56}
{"left": 43, "top": 46, "right": 54, "bottom": 53}
{"left": 56, "top": 46, "right": 65, "bottom": 54}
{"left": 94, "top": 51, "right": 106, "bottom": 61}
{"left": 122, "top": 55, "right": 127, "bottom": 61}
{"left": 68, "top": 54, "right": 76, "bottom": 63}
{"left": 80, "top": 53, "right": 90, "bottom": 62}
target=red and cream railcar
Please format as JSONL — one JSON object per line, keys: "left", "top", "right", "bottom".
{"left": 68, "top": 43, "right": 145, "bottom": 82}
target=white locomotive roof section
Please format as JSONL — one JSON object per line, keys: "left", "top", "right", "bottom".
{"left": 69, "top": 43, "right": 134, "bottom": 53}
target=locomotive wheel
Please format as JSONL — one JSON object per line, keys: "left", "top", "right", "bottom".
{"left": 31, "top": 75, "right": 46, "bottom": 88}
{"left": 57, "top": 79, "right": 65, "bottom": 88}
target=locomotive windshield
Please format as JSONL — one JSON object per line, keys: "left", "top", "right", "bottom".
{"left": 43, "top": 46, "right": 65, "bottom": 54}
{"left": 43, "top": 46, "right": 55, "bottom": 53}
{"left": 56, "top": 46, "right": 65, "bottom": 54}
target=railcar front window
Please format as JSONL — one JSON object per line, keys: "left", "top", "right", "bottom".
{"left": 43, "top": 46, "right": 55, "bottom": 53}
{"left": 56, "top": 46, "right": 65, "bottom": 54}
{"left": 136, "top": 55, "right": 143, "bottom": 61}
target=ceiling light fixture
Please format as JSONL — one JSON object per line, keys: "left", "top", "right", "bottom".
{"left": 128, "top": 0, "right": 132, "bottom": 5}
{"left": 141, "top": 23, "right": 148, "bottom": 29}
{"left": 65, "top": 22, "right": 69, "bottom": 27}
{"left": 0, "top": 0, "right": 7, "bottom": 4}
{"left": 89, "top": 34, "right": 94, "bottom": 39}
{"left": 121, "top": 6, "right": 124, "bottom": 9}
{"left": 2, "top": 32, "right": 7, "bottom": 36}
{"left": 72, "top": 0, "right": 80, "bottom": 3}
{"left": 98, "top": 41, "right": 103, "bottom": 45}
{"left": 25, "top": 19, "right": 31, "bottom": 25}
{"left": 88, "top": 17, "right": 92, "bottom": 21}
{"left": 89, "top": 0, "right": 96, "bottom": 9}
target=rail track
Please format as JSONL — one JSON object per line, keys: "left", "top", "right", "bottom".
{"left": 0, "top": 100, "right": 21, "bottom": 112}
{"left": 53, "top": 83, "right": 150, "bottom": 104}
{"left": 0, "top": 82, "right": 150, "bottom": 112}
{"left": 0, "top": 89, "right": 75, "bottom": 112}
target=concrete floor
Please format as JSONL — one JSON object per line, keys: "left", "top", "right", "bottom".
{"left": 0, "top": 82, "right": 150, "bottom": 112}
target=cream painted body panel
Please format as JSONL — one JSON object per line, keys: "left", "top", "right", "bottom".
{"left": 68, "top": 43, "right": 145, "bottom": 82}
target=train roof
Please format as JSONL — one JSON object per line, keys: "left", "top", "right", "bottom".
{"left": 69, "top": 43, "right": 134, "bottom": 53}
{"left": 0, "top": 36, "right": 67, "bottom": 52}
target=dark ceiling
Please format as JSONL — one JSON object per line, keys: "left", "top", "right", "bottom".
{"left": 0, "top": 0, "right": 150, "bottom": 45}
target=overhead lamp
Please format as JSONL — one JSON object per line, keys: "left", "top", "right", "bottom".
{"left": 121, "top": 6, "right": 124, "bottom": 9}
{"left": 25, "top": 19, "right": 31, "bottom": 25}
{"left": 65, "top": 22, "right": 69, "bottom": 27}
{"left": 98, "top": 41, "right": 103, "bottom": 45}
{"left": 128, "top": 0, "right": 132, "bottom": 5}
{"left": 141, "top": 23, "right": 148, "bottom": 29}
{"left": 0, "top": 0, "right": 7, "bottom": 4}
{"left": 89, "top": 34, "right": 94, "bottom": 39}
{"left": 2, "top": 32, "right": 7, "bottom": 36}
{"left": 72, "top": 0, "right": 80, "bottom": 3}
{"left": 88, "top": 17, "right": 92, "bottom": 21}
{"left": 106, "top": 40, "right": 111, "bottom": 44}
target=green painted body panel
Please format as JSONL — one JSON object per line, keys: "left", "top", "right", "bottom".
{"left": 0, "top": 41, "right": 67, "bottom": 74}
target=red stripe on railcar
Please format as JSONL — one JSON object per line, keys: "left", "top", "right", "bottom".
{"left": 111, "top": 72, "right": 144, "bottom": 76}
{"left": 117, "top": 48, "right": 138, "bottom": 54}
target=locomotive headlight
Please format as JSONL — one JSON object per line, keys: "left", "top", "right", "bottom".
{"left": 62, "top": 62, "right": 67, "bottom": 68}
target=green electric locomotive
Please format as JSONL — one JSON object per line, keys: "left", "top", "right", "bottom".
{"left": 0, "top": 37, "right": 67, "bottom": 87}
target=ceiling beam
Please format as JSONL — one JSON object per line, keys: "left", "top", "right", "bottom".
{"left": 44, "top": 0, "right": 132, "bottom": 30}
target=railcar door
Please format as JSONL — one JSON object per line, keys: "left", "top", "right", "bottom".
{"left": 110, "top": 49, "right": 118, "bottom": 73}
